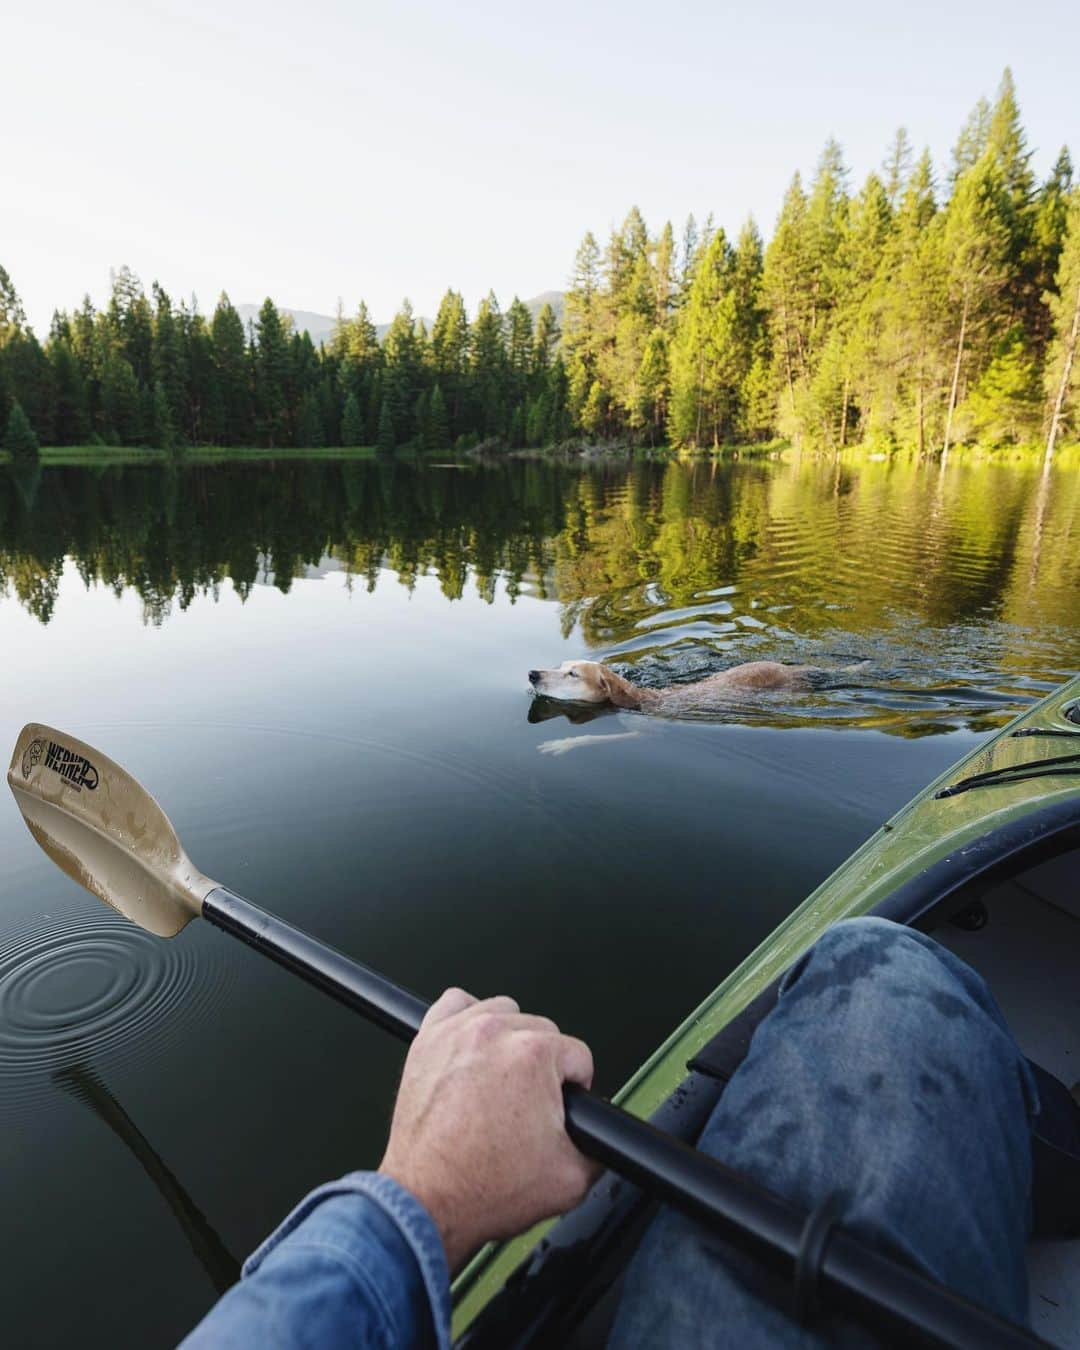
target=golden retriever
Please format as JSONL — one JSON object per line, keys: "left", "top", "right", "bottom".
{"left": 527, "top": 659, "right": 816, "bottom": 711}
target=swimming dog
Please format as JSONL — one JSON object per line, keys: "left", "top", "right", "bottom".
{"left": 527, "top": 659, "right": 817, "bottom": 711}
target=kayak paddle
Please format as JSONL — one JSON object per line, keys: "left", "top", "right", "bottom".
{"left": 6, "top": 723, "right": 1045, "bottom": 1349}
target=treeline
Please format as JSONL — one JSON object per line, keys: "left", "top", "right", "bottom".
{"left": 562, "top": 71, "right": 1080, "bottom": 457}
{"left": 0, "top": 265, "right": 568, "bottom": 457}
{"left": 1, "top": 70, "right": 1078, "bottom": 458}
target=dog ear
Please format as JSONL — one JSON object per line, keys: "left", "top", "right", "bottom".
{"left": 599, "top": 668, "right": 640, "bottom": 710}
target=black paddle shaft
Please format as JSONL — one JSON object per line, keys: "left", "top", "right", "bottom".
{"left": 202, "top": 886, "right": 1045, "bottom": 1350}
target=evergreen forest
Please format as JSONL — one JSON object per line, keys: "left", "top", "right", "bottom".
{"left": 2, "top": 72, "right": 1078, "bottom": 460}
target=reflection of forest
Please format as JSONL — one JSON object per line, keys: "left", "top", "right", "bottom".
{"left": 1, "top": 459, "right": 1077, "bottom": 674}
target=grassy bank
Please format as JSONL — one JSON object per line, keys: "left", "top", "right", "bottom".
{"left": 0, "top": 443, "right": 383, "bottom": 466}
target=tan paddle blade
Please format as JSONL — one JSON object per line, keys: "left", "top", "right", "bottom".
{"left": 7, "top": 724, "right": 217, "bottom": 937}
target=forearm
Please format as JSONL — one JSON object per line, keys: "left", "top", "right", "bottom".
{"left": 181, "top": 1173, "right": 450, "bottom": 1350}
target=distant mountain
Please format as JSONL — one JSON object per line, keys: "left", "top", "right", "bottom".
{"left": 235, "top": 304, "right": 340, "bottom": 347}
{"left": 236, "top": 292, "right": 564, "bottom": 347}
{"left": 523, "top": 291, "right": 565, "bottom": 324}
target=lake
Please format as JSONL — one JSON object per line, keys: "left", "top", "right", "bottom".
{"left": 1, "top": 451, "right": 1078, "bottom": 1346}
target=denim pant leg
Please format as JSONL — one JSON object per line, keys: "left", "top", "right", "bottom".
{"left": 608, "top": 917, "right": 1039, "bottom": 1349}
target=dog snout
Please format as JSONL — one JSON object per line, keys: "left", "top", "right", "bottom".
{"left": 528, "top": 669, "right": 541, "bottom": 686}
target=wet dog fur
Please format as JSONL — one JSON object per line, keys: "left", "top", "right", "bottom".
{"left": 527, "top": 659, "right": 816, "bottom": 712}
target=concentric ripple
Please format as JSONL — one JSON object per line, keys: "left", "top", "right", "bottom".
{"left": 0, "top": 907, "right": 229, "bottom": 1117}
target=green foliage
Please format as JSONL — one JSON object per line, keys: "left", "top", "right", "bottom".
{"left": 3, "top": 399, "right": 39, "bottom": 455}
{"left": 49, "top": 339, "right": 90, "bottom": 444}
{"left": 0, "top": 71, "right": 1073, "bottom": 457}
{"left": 961, "top": 328, "right": 1041, "bottom": 443}
{"left": 295, "top": 390, "right": 324, "bottom": 448}
{"left": 147, "top": 379, "right": 177, "bottom": 450}
{"left": 1044, "top": 189, "right": 1080, "bottom": 456}
{"left": 211, "top": 294, "right": 252, "bottom": 443}
{"left": 101, "top": 354, "right": 143, "bottom": 445}
{"left": 341, "top": 391, "right": 365, "bottom": 447}
{"left": 429, "top": 384, "right": 449, "bottom": 449}
{"left": 376, "top": 397, "right": 396, "bottom": 452}
{"left": 0, "top": 264, "right": 27, "bottom": 345}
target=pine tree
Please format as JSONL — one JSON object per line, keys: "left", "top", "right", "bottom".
{"left": 212, "top": 294, "right": 253, "bottom": 444}
{"left": 653, "top": 221, "right": 677, "bottom": 326}
{"left": 1030, "top": 149, "right": 1074, "bottom": 348}
{"left": 254, "top": 299, "right": 290, "bottom": 446}
{"left": 825, "top": 174, "right": 892, "bottom": 447}
{"left": 940, "top": 155, "right": 1012, "bottom": 455}
{"left": 952, "top": 97, "right": 991, "bottom": 183}
{"left": 762, "top": 172, "right": 813, "bottom": 432}
{"left": 883, "top": 128, "right": 913, "bottom": 209}
{"left": 668, "top": 230, "right": 746, "bottom": 447}
{"left": 376, "top": 397, "right": 396, "bottom": 452}
{"left": 672, "top": 223, "right": 759, "bottom": 446}
{"left": 295, "top": 390, "right": 324, "bottom": 448}
{"left": 506, "top": 298, "right": 534, "bottom": 377}
{"left": 963, "top": 328, "right": 1040, "bottom": 445}
{"left": 152, "top": 283, "right": 187, "bottom": 436}
{"left": 508, "top": 402, "right": 525, "bottom": 448}
{"left": 525, "top": 391, "right": 550, "bottom": 447}
{"left": 100, "top": 354, "right": 143, "bottom": 445}
{"left": 382, "top": 302, "right": 422, "bottom": 443}
{"left": 3, "top": 399, "right": 39, "bottom": 455}
{"left": 532, "top": 303, "right": 560, "bottom": 375}
{"left": 636, "top": 328, "right": 669, "bottom": 443}
{"left": 108, "top": 266, "right": 154, "bottom": 384}
{"left": 1, "top": 331, "right": 56, "bottom": 446}
{"left": 470, "top": 292, "right": 506, "bottom": 437}
{"left": 563, "top": 233, "right": 602, "bottom": 426}
{"left": 986, "top": 69, "right": 1035, "bottom": 214}
{"left": 147, "top": 379, "right": 177, "bottom": 449}
{"left": 429, "top": 383, "right": 450, "bottom": 449}
{"left": 48, "top": 339, "right": 90, "bottom": 444}
{"left": 1044, "top": 189, "right": 1080, "bottom": 461}
{"left": 341, "top": 391, "right": 364, "bottom": 446}
{"left": 414, "top": 389, "right": 431, "bottom": 449}
{"left": 876, "top": 148, "right": 943, "bottom": 453}
{"left": 318, "top": 376, "right": 339, "bottom": 446}
{"left": 0, "top": 264, "right": 27, "bottom": 345}
{"left": 430, "top": 290, "right": 469, "bottom": 436}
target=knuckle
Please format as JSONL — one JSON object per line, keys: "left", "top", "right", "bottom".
{"left": 520, "top": 1031, "right": 552, "bottom": 1065}
{"left": 470, "top": 1011, "right": 501, "bottom": 1044}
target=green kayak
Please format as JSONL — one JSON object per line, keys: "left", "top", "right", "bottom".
{"left": 453, "top": 672, "right": 1080, "bottom": 1348}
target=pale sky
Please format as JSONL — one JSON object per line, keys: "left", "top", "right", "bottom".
{"left": 6, "top": 0, "right": 1078, "bottom": 335}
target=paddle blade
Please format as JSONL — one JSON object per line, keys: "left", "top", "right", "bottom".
{"left": 7, "top": 724, "right": 215, "bottom": 937}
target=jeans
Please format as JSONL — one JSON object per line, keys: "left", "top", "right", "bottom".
{"left": 608, "top": 917, "right": 1040, "bottom": 1348}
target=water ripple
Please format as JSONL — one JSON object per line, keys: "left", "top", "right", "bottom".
{"left": 0, "top": 907, "right": 229, "bottom": 1117}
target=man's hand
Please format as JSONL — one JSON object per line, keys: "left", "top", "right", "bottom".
{"left": 379, "top": 988, "right": 597, "bottom": 1273}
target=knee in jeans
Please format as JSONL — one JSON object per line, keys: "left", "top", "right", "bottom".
{"left": 780, "top": 916, "right": 927, "bottom": 999}
{"left": 822, "top": 916, "right": 920, "bottom": 955}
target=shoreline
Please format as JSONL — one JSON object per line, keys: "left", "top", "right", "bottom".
{"left": 2, "top": 440, "right": 1077, "bottom": 469}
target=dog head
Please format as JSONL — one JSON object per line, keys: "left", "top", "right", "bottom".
{"left": 527, "top": 661, "right": 641, "bottom": 708}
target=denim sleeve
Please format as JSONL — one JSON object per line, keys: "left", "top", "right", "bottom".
{"left": 180, "top": 1172, "right": 451, "bottom": 1350}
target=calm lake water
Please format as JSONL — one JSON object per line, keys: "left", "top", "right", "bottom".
{"left": 1, "top": 452, "right": 1078, "bottom": 1345}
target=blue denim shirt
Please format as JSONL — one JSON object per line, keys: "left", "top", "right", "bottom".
{"left": 181, "top": 1172, "right": 450, "bottom": 1350}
